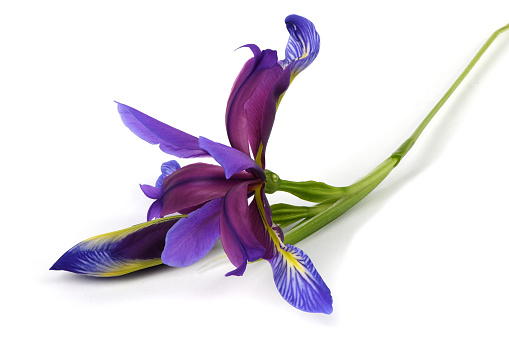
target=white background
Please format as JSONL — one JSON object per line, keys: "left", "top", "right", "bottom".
{"left": 2, "top": 1, "right": 509, "bottom": 338}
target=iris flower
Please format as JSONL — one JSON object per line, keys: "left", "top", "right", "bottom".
{"left": 52, "top": 14, "right": 332, "bottom": 314}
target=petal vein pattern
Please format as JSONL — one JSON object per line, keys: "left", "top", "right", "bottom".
{"left": 282, "top": 14, "right": 320, "bottom": 79}
{"left": 269, "top": 244, "right": 333, "bottom": 314}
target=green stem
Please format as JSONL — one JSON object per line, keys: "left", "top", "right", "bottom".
{"left": 284, "top": 158, "right": 397, "bottom": 245}
{"left": 283, "top": 23, "right": 509, "bottom": 245}
{"left": 278, "top": 180, "right": 347, "bottom": 202}
{"left": 392, "top": 22, "right": 509, "bottom": 162}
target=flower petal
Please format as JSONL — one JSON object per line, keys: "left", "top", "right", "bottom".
{"left": 220, "top": 181, "right": 266, "bottom": 276}
{"left": 155, "top": 160, "right": 181, "bottom": 188}
{"left": 140, "top": 184, "right": 162, "bottom": 199}
{"left": 248, "top": 191, "right": 282, "bottom": 260}
{"left": 282, "top": 14, "right": 320, "bottom": 79}
{"left": 161, "top": 198, "right": 221, "bottom": 267}
{"left": 161, "top": 163, "right": 255, "bottom": 216}
{"left": 50, "top": 216, "right": 183, "bottom": 277}
{"left": 269, "top": 244, "right": 333, "bottom": 314}
{"left": 198, "top": 136, "right": 265, "bottom": 179}
{"left": 147, "top": 200, "right": 163, "bottom": 221}
{"left": 225, "top": 46, "right": 286, "bottom": 160}
{"left": 116, "top": 102, "right": 210, "bottom": 158}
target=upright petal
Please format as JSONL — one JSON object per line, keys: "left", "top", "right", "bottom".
{"left": 220, "top": 181, "right": 266, "bottom": 276}
{"left": 50, "top": 216, "right": 183, "bottom": 277}
{"left": 269, "top": 244, "right": 333, "bottom": 314}
{"left": 161, "top": 198, "right": 222, "bottom": 267}
{"left": 282, "top": 15, "right": 320, "bottom": 80}
{"left": 161, "top": 163, "right": 255, "bottom": 216}
{"left": 116, "top": 102, "right": 210, "bottom": 158}
{"left": 225, "top": 46, "right": 285, "bottom": 159}
{"left": 199, "top": 136, "right": 265, "bottom": 179}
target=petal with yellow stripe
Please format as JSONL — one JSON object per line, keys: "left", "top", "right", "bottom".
{"left": 50, "top": 216, "right": 183, "bottom": 277}
{"left": 268, "top": 243, "right": 333, "bottom": 314}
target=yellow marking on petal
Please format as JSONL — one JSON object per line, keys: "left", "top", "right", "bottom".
{"left": 254, "top": 188, "right": 305, "bottom": 273}
{"left": 254, "top": 187, "right": 279, "bottom": 243}
{"left": 255, "top": 143, "right": 264, "bottom": 168}
{"left": 276, "top": 90, "right": 287, "bottom": 110}
{"left": 95, "top": 258, "right": 163, "bottom": 277}
{"left": 279, "top": 247, "right": 305, "bottom": 273}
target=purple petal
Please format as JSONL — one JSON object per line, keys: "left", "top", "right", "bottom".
{"left": 155, "top": 160, "right": 181, "bottom": 188}
{"left": 225, "top": 47, "right": 284, "bottom": 159}
{"left": 161, "top": 198, "right": 222, "bottom": 267}
{"left": 50, "top": 216, "right": 182, "bottom": 277}
{"left": 198, "top": 136, "right": 265, "bottom": 179}
{"left": 248, "top": 192, "right": 282, "bottom": 260}
{"left": 116, "top": 102, "right": 210, "bottom": 158}
{"left": 282, "top": 15, "right": 320, "bottom": 78}
{"left": 269, "top": 244, "right": 333, "bottom": 314}
{"left": 220, "top": 181, "right": 266, "bottom": 276}
{"left": 147, "top": 200, "right": 163, "bottom": 221}
{"left": 140, "top": 184, "right": 162, "bottom": 199}
{"left": 160, "top": 163, "right": 255, "bottom": 216}
{"left": 225, "top": 260, "right": 247, "bottom": 277}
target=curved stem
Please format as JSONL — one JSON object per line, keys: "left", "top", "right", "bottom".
{"left": 392, "top": 22, "right": 509, "bottom": 163}
{"left": 284, "top": 157, "right": 397, "bottom": 245}
{"left": 283, "top": 23, "right": 509, "bottom": 245}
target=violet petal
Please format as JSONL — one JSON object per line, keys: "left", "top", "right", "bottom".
{"left": 220, "top": 181, "right": 265, "bottom": 275}
{"left": 198, "top": 136, "right": 265, "bottom": 179}
{"left": 147, "top": 200, "right": 163, "bottom": 221}
{"left": 140, "top": 184, "right": 163, "bottom": 199}
{"left": 161, "top": 198, "right": 222, "bottom": 267}
{"left": 269, "top": 244, "right": 333, "bottom": 314}
{"left": 282, "top": 14, "right": 320, "bottom": 78}
{"left": 155, "top": 160, "right": 181, "bottom": 188}
{"left": 116, "top": 102, "right": 210, "bottom": 158}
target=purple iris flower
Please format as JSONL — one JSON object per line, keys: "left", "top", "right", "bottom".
{"left": 52, "top": 14, "right": 332, "bottom": 314}
{"left": 118, "top": 14, "right": 330, "bottom": 313}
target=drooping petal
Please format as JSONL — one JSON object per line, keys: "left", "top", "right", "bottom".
{"left": 225, "top": 46, "right": 285, "bottom": 159}
{"left": 220, "top": 181, "right": 266, "bottom": 276}
{"left": 161, "top": 163, "right": 255, "bottom": 216}
{"left": 198, "top": 136, "right": 265, "bottom": 179}
{"left": 50, "top": 216, "right": 183, "bottom": 277}
{"left": 269, "top": 244, "right": 333, "bottom": 314}
{"left": 161, "top": 198, "right": 221, "bottom": 267}
{"left": 282, "top": 14, "right": 320, "bottom": 79}
{"left": 116, "top": 102, "right": 210, "bottom": 158}
{"left": 155, "top": 160, "right": 181, "bottom": 188}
